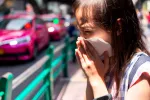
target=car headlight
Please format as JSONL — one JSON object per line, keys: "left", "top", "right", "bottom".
{"left": 48, "top": 27, "right": 55, "bottom": 32}
{"left": 0, "top": 36, "right": 31, "bottom": 46}
{"left": 64, "top": 22, "right": 70, "bottom": 27}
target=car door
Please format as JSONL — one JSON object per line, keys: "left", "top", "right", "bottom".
{"left": 35, "top": 18, "right": 46, "bottom": 49}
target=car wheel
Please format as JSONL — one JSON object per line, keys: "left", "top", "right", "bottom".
{"left": 32, "top": 44, "right": 38, "bottom": 60}
{"left": 45, "top": 37, "right": 50, "bottom": 48}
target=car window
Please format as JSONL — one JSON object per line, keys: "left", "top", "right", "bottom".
{"left": 0, "top": 18, "right": 32, "bottom": 30}
{"left": 42, "top": 17, "right": 53, "bottom": 23}
{"left": 35, "top": 18, "right": 44, "bottom": 25}
{"left": 41, "top": 17, "right": 60, "bottom": 24}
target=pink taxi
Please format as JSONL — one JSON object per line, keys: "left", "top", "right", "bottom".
{"left": 0, "top": 14, "right": 49, "bottom": 60}
{"left": 40, "top": 14, "right": 67, "bottom": 40}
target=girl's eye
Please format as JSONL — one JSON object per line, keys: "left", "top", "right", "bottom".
{"left": 84, "top": 30, "right": 93, "bottom": 34}
{"left": 79, "top": 29, "right": 94, "bottom": 37}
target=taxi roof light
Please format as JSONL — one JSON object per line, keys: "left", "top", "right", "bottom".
{"left": 53, "top": 18, "right": 59, "bottom": 24}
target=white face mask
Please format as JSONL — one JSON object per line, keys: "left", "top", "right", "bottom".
{"left": 85, "top": 38, "right": 112, "bottom": 57}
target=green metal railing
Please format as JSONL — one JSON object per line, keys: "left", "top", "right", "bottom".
{"left": 0, "top": 35, "right": 77, "bottom": 100}
{"left": 0, "top": 73, "right": 13, "bottom": 100}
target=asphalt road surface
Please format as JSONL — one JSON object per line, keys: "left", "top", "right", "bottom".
{"left": 0, "top": 40, "right": 64, "bottom": 77}
{"left": 0, "top": 39, "right": 65, "bottom": 99}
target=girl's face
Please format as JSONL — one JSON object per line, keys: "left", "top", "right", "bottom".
{"left": 75, "top": 8, "right": 112, "bottom": 44}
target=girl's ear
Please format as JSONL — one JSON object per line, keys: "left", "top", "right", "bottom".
{"left": 116, "top": 18, "right": 122, "bottom": 36}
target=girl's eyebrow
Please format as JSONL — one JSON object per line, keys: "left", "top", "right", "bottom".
{"left": 77, "top": 17, "right": 88, "bottom": 26}
{"left": 76, "top": 19, "right": 95, "bottom": 29}
{"left": 77, "top": 24, "right": 95, "bottom": 30}
{"left": 80, "top": 24, "right": 95, "bottom": 29}
{"left": 77, "top": 23, "right": 91, "bottom": 29}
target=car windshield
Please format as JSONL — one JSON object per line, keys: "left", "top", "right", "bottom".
{"left": 42, "top": 17, "right": 60, "bottom": 24}
{"left": 42, "top": 17, "right": 54, "bottom": 22}
{"left": 0, "top": 18, "right": 32, "bottom": 30}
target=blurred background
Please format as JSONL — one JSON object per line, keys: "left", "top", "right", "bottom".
{"left": 0, "top": 0, "right": 150, "bottom": 100}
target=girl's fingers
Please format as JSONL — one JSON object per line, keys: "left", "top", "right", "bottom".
{"left": 80, "top": 40, "right": 95, "bottom": 60}
{"left": 77, "top": 37, "right": 84, "bottom": 41}
{"left": 75, "top": 49, "right": 86, "bottom": 68}
{"left": 80, "top": 40, "right": 101, "bottom": 74}
{"left": 79, "top": 40, "right": 92, "bottom": 63}
{"left": 76, "top": 37, "right": 83, "bottom": 48}
{"left": 84, "top": 40, "right": 104, "bottom": 62}
{"left": 76, "top": 40, "right": 80, "bottom": 48}
{"left": 84, "top": 39, "right": 106, "bottom": 73}
{"left": 76, "top": 37, "right": 110, "bottom": 78}
{"left": 75, "top": 49, "right": 88, "bottom": 77}
{"left": 77, "top": 38, "right": 86, "bottom": 54}
{"left": 77, "top": 40, "right": 86, "bottom": 56}
{"left": 78, "top": 37, "right": 97, "bottom": 59}
{"left": 80, "top": 38, "right": 86, "bottom": 49}
{"left": 75, "top": 49, "right": 82, "bottom": 67}
{"left": 85, "top": 40, "right": 99, "bottom": 58}
{"left": 78, "top": 46, "right": 92, "bottom": 71}
{"left": 75, "top": 49, "right": 90, "bottom": 75}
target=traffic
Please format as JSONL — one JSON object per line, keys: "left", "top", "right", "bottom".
{"left": 0, "top": 11, "right": 77, "bottom": 99}
{"left": 0, "top": 12, "right": 73, "bottom": 61}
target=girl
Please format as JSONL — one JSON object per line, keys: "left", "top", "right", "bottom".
{"left": 74, "top": 0, "right": 150, "bottom": 100}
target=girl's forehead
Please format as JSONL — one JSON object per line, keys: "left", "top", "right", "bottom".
{"left": 75, "top": 7, "right": 93, "bottom": 26}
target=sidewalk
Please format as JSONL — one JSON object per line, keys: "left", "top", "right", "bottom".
{"left": 54, "top": 62, "right": 87, "bottom": 100}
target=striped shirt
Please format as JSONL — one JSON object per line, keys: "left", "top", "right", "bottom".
{"left": 105, "top": 52, "right": 150, "bottom": 100}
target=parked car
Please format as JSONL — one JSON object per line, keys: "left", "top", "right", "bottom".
{"left": 0, "top": 14, "right": 49, "bottom": 60}
{"left": 40, "top": 14, "right": 67, "bottom": 40}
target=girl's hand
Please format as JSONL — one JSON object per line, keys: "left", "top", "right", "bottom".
{"left": 75, "top": 37, "right": 109, "bottom": 98}
{"left": 75, "top": 37, "right": 109, "bottom": 81}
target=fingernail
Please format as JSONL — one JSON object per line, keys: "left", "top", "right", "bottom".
{"left": 77, "top": 37, "right": 80, "bottom": 41}
{"left": 76, "top": 41, "right": 80, "bottom": 46}
{"left": 78, "top": 37, "right": 83, "bottom": 41}
{"left": 75, "top": 49, "right": 78, "bottom": 52}
{"left": 78, "top": 37, "right": 81, "bottom": 39}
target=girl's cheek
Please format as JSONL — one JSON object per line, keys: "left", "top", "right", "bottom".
{"left": 79, "top": 32, "right": 87, "bottom": 38}
{"left": 81, "top": 35, "right": 91, "bottom": 39}
{"left": 79, "top": 33, "right": 84, "bottom": 38}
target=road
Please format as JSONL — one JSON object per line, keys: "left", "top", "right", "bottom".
{"left": 0, "top": 39, "right": 65, "bottom": 99}
{"left": 0, "top": 40, "right": 63, "bottom": 77}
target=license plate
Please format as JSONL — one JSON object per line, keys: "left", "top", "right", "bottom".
{"left": 0, "top": 49, "right": 4, "bottom": 55}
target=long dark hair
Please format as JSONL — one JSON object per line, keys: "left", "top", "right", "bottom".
{"left": 73, "top": 0, "right": 149, "bottom": 97}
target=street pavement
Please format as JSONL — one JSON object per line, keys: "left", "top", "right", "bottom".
{"left": 54, "top": 62, "right": 87, "bottom": 100}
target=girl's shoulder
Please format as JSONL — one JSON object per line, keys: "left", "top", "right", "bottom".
{"left": 128, "top": 52, "right": 150, "bottom": 88}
